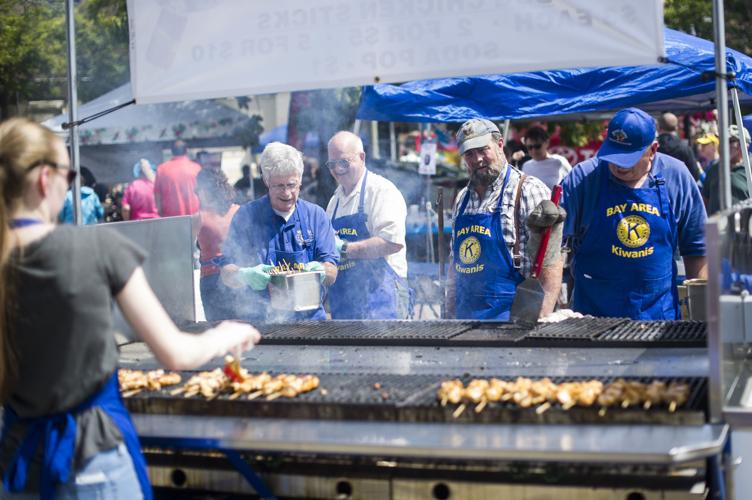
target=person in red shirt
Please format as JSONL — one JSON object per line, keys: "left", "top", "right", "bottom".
{"left": 194, "top": 167, "right": 241, "bottom": 320}
{"left": 154, "top": 140, "right": 201, "bottom": 216}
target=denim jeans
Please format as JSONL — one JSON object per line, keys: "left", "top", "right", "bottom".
{"left": 3, "top": 443, "right": 143, "bottom": 499}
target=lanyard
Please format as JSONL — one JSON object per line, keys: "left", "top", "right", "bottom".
{"left": 10, "top": 218, "right": 44, "bottom": 229}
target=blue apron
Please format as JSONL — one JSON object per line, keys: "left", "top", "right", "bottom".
{"left": 2, "top": 371, "right": 151, "bottom": 499}
{"left": 329, "top": 170, "right": 406, "bottom": 319}
{"left": 571, "top": 164, "right": 678, "bottom": 319}
{"left": 257, "top": 200, "right": 325, "bottom": 321}
{"left": 453, "top": 166, "right": 524, "bottom": 320}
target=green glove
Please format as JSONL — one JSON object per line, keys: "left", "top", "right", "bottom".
{"left": 304, "top": 261, "right": 326, "bottom": 283}
{"left": 335, "top": 236, "right": 346, "bottom": 253}
{"left": 237, "top": 264, "right": 273, "bottom": 291}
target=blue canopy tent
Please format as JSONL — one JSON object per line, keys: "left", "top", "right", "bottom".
{"left": 357, "top": 29, "right": 752, "bottom": 123}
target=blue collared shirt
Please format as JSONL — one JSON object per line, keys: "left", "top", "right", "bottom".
{"left": 223, "top": 195, "right": 338, "bottom": 268}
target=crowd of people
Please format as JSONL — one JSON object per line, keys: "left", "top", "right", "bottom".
{"left": 0, "top": 107, "right": 748, "bottom": 496}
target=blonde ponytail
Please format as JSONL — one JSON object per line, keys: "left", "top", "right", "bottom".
{"left": 0, "top": 118, "right": 61, "bottom": 402}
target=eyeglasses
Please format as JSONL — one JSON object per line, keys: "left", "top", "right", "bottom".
{"left": 268, "top": 181, "right": 300, "bottom": 193}
{"left": 26, "top": 160, "right": 77, "bottom": 186}
{"left": 527, "top": 144, "right": 544, "bottom": 150}
{"left": 325, "top": 158, "right": 351, "bottom": 170}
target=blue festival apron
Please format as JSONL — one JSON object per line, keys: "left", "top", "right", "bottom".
{"left": 571, "top": 165, "right": 678, "bottom": 319}
{"left": 453, "top": 167, "right": 524, "bottom": 320}
{"left": 257, "top": 200, "right": 324, "bottom": 321}
{"left": 329, "top": 170, "right": 406, "bottom": 319}
{"left": 2, "top": 371, "right": 151, "bottom": 499}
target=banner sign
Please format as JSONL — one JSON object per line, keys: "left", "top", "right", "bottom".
{"left": 419, "top": 142, "right": 437, "bottom": 175}
{"left": 128, "top": 0, "right": 664, "bottom": 104}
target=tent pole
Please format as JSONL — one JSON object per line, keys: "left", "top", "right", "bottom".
{"left": 731, "top": 87, "right": 752, "bottom": 198}
{"left": 65, "top": 0, "right": 82, "bottom": 225}
{"left": 389, "top": 122, "right": 397, "bottom": 161}
{"left": 712, "top": 0, "right": 732, "bottom": 211}
{"left": 502, "top": 119, "right": 511, "bottom": 144}
{"left": 371, "top": 121, "right": 380, "bottom": 159}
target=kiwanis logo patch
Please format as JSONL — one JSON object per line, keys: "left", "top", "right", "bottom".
{"left": 610, "top": 128, "right": 630, "bottom": 145}
{"left": 459, "top": 236, "right": 481, "bottom": 264}
{"left": 617, "top": 215, "right": 650, "bottom": 248}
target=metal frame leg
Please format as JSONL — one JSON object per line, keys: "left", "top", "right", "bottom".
{"left": 707, "top": 437, "right": 732, "bottom": 499}
{"left": 222, "top": 448, "right": 277, "bottom": 500}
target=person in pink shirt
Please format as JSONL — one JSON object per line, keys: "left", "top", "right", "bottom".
{"left": 122, "top": 159, "right": 159, "bottom": 220}
{"left": 154, "top": 140, "right": 201, "bottom": 217}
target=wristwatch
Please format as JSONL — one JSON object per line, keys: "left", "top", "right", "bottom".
{"left": 341, "top": 241, "right": 349, "bottom": 254}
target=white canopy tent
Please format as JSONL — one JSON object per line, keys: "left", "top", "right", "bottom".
{"left": 45, "top": 83, "right": 250, "bottom": 185}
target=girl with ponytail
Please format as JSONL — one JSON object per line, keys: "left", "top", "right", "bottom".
{"left": 0, "top": 118, "right": 260, "bottom": 499}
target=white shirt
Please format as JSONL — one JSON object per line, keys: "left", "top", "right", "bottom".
{"left": 326, "top": 169, "right": 408, "bottom": 278}
{"left": 521, "top": 154, "right": 572, "bottom": 189}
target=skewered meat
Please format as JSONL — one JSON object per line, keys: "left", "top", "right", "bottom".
{"left": 436, "top": 377, "right": 689, "bottom": 414}
{"left": 437, "top": 379, "right": 464, "bottom": 406}
{"left": 643, "top": 381, "right": 666, "bottom": 409}
{"left": 665, "top": 381, "right": 690, "bottom": 412}
{"left": 119, "top": 369, "right": 182, "bottom": 394}
{"left": 465, "top": 379, "right": 489, "bottom": 403}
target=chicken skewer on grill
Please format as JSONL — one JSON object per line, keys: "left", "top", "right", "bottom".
{"left": 437, "top": 379, "right": 464, "bottom": 407}
{"left": 119, "top": 369, "right": 182, "bottom": 397}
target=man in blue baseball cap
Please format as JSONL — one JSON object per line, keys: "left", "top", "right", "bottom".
{"left": 561, "top": 108, "right": 707, "bottom": 320}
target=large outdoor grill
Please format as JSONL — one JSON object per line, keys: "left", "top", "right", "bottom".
{"left": 122, "top": 317, "right": 722, "bottom": 499}
{"left": 124, "top": 371, "right": 708, "bottom": 425}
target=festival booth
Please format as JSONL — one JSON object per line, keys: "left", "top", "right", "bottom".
{"left": 84, "top": 1, "right": 744, "bottom": 498}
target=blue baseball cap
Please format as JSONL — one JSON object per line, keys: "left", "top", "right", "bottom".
{"left": 597, "top": 108, "right": 656, "bottom": 168}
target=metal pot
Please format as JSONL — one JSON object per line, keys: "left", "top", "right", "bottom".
{"left": 683, "top": 278, "right": 707, "bottom": 321}
{"left": 268, "top": 271, "right": 323, "bottom": 311}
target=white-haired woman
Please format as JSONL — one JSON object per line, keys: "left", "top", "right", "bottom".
{"left": 122, "top": 158, "right": 159, "bottom": 220}
{"left": 0, "top": 118, "right": 260, "bottom": 499}
{"left": 221, "top": 142, "right": 338, "bottom": 321}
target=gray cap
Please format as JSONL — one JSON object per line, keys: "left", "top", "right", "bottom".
{"left": 457, "top": 118, "right": 500, "bottom": 154}
{"left": 729, "top": 124, "right": 751, "bottom": 144}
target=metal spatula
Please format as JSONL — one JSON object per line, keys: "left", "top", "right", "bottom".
{"left": 510, "top": 185, "right": 563, "bottom": 325}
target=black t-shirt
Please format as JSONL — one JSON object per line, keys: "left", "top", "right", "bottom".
{"left": 1, "top": 225, "right": 145, "bottom": 489}
{"left": 658, "top": 133, "right": 701, "bottom": 180}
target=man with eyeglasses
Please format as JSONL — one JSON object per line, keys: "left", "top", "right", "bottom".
{"left": 562, "top": 108, "right": 707, "bottom": 320}
{"left": 220, "top": 142, "right": 338, "bottom": 322}
{"left": 446, "top": 119, "right": 563, "bottom": 320}
{"left": 521, "top": 126, "right": 572, "bottom": 190}
{"left": 325, "top": 131, "right": 409, "bottom": 320}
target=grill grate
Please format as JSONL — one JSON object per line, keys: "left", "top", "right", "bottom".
{"left": 124, "top": 369, "right": 707, "bottom": 426}
{"left": 595, "top": 321, "right": 707, "bottom": 344}
{"left": 526, "top": 317, "right": 629, "bottom": 339}
{"left": 182, "top": 319, "right": 705, "bottom": 347}
{"left": 258, "top": 320, "right": 475, "bottom": 345}
{"left": 451, "top": 323, "right": 531, "bottom": 343}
